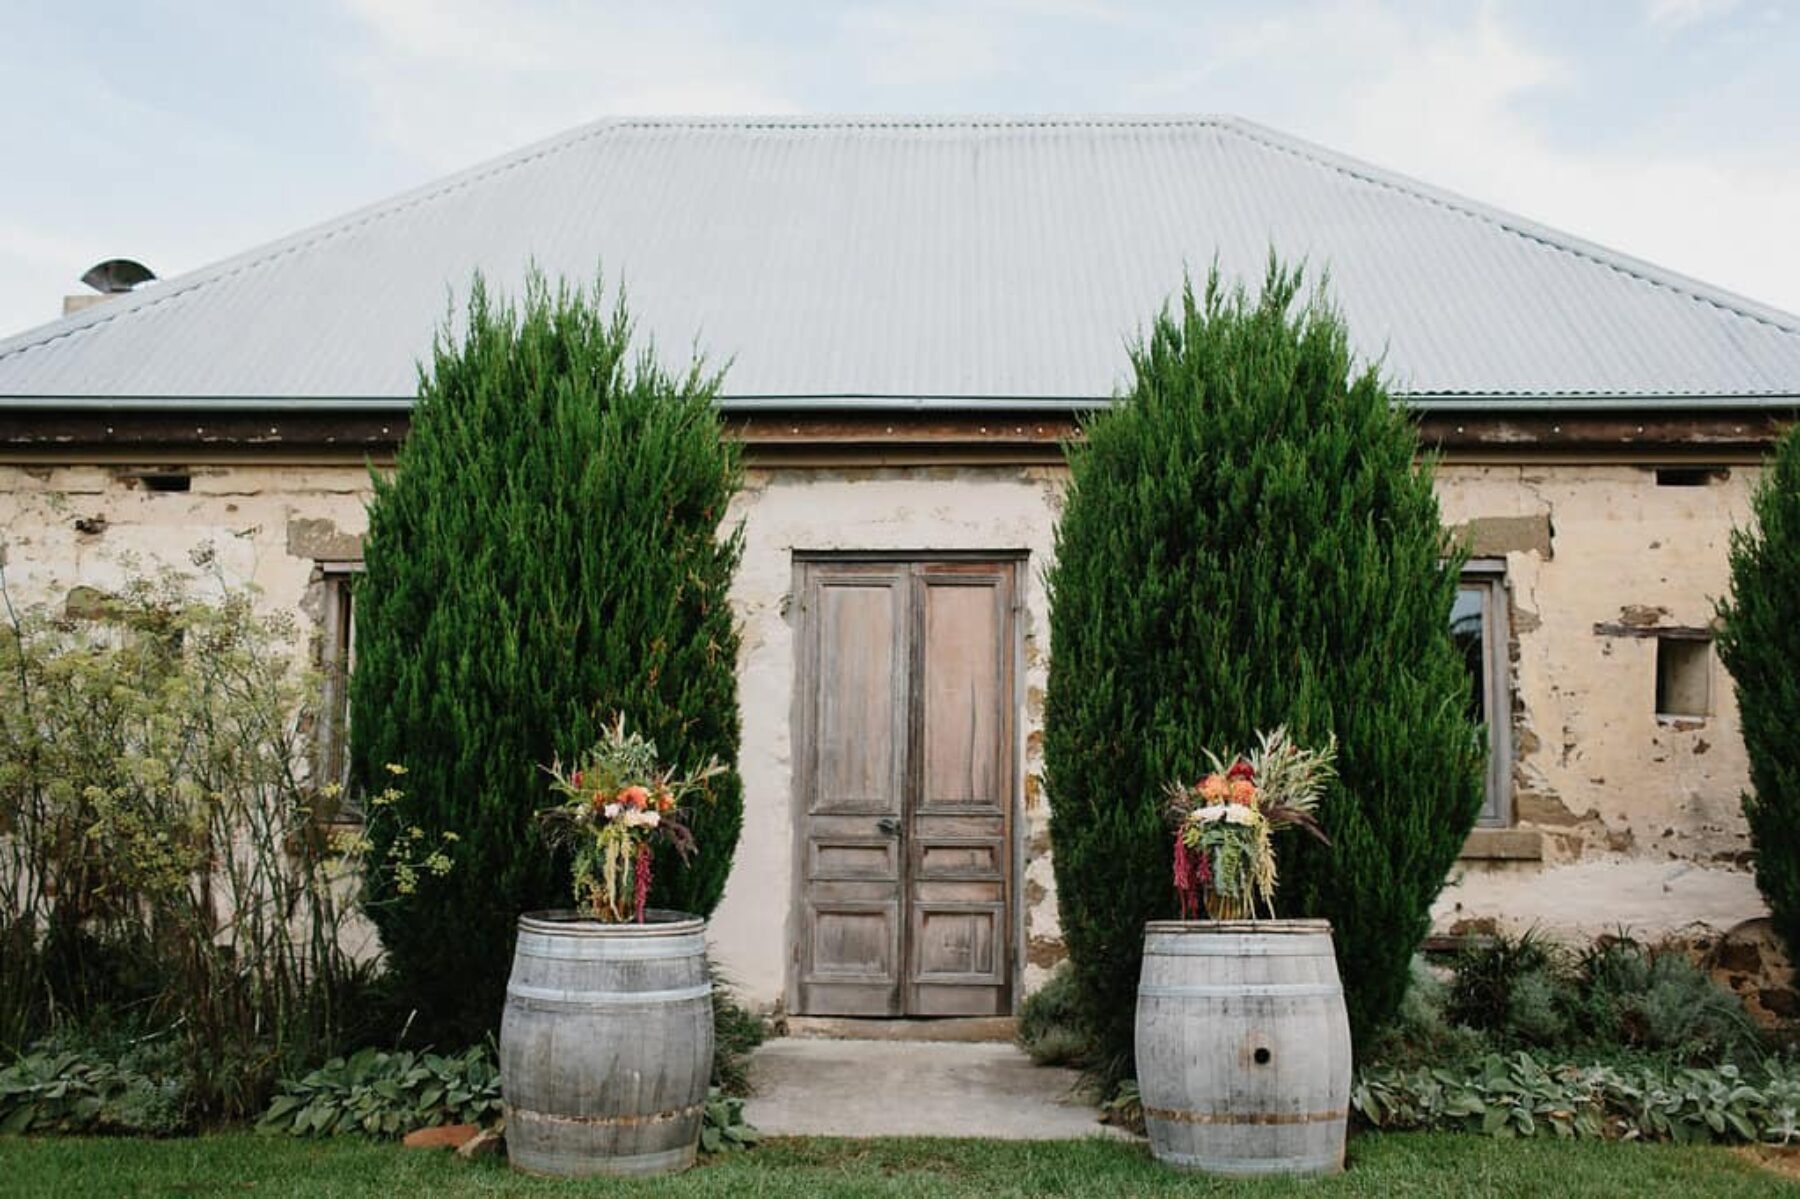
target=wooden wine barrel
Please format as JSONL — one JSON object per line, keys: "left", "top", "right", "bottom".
{"left": 1134, "top": 919, "right": 1352, "bottom": 1177}
{"left": 500, "top": 911, "right": 714, "bottom": 1178}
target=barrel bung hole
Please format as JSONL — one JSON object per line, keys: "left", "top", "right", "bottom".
{"left": 1253, "top": 1047, "right": 1272, "bottom": 1066}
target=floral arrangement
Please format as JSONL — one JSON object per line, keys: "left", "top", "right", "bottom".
{"left": 536, "top": 715, "right": 725, "bottom": 923}
{"left": 1166, "top": 727, "right": 1337, "bottom": 920}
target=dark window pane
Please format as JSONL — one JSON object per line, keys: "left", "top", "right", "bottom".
{"left": 1450, "top": 586, "right": 1486, "bottom": 722}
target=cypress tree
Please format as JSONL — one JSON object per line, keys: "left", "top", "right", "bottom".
{"left": 1717, "top": 424, "right": 1800, "bottom": 966}
{"left": 1043, "top": 262, "right": 1484, "bottom": 1078}
{"left": 351, "top": 272, "right": 743, "bottom": 1040}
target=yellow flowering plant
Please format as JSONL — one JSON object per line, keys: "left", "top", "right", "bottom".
{"left": 1165, "top": 727, "right": 1337, "bottom": 920}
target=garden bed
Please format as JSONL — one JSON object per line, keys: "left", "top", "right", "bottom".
{"left": 1, "top": 1131, "right": 1794, "bottom": 1197}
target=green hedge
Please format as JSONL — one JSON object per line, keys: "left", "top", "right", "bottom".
{"left": 351, "top": 272, "right": 743, "bottom": 1040}
{"left": 1043, "top": 262, "right": 1484, "bottom": 1078}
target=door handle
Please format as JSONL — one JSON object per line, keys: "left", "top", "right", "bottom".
{"left": 877, "top": 816, "right": 902, "bottom": 836}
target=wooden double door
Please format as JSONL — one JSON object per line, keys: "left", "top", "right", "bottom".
{"left": 792, "top": 557, "right": 1018, "bottom": 1017}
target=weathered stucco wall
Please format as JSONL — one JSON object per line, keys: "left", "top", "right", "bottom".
{"left": 0, "top": 463, "right": 370, "bottom": 625}
{"left": 0, "top": 457, "right": 1773, "bottom": 1012}
{"left": 715, "top": 466, "right": 1063, "bottom": 1006}
{"left": 1433, "top": 462, "right": 1765, "bottom": 941}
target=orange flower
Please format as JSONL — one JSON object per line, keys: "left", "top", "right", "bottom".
{"left": 621, "top": 785, "right": 650, "bottom": 810}
{"left": 1199, "top": 774, "right": 1229, "bottom": 802}
{"left": 657, "top": 789, "right": 675, "bottom": 813}
{"left": 1228, "top": 779, "right": 1257, "bottom": 806}
{"left": 591, "top": 792, "right": 609, "bottom": 811}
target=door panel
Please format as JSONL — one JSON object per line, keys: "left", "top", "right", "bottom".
{"left": 814, "top": 581, "right": 901, "bottom": 811}
{"left": 908, "top": 565, "right": 1013, "bottom": 1016}
{"left": 796, "top": 557, "right": 1017, "bottom": 1019}
{"left": 920, "top": 578, "right": 1003, "bottom": 806}
{"left": 796, "top": 565, "right": 909, "bottom": 1016}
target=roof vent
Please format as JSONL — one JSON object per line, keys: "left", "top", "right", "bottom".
{"left": 80, "top": 258, "right": 157, "bottom": 294}
{"left": 64, "top": 259, "right": 157, "bottom": 317}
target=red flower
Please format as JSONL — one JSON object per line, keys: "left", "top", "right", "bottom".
{"left": 1226, "top": 759, "right": 1256, "bottom": 783}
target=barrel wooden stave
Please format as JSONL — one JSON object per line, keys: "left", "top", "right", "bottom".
{"left": 500, "top": 911, "right": 714, "bottom": 1178}
{"left": 1135, "top": 919, "right": 1352, "bottom": 1177}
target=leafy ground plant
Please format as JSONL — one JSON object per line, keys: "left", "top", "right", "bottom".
{"left": 700, "top": 1086, "right": 759, "bottom": 1154}
{"left": 1353, "top": 1052, "right": 1800, "bottom": 1144}
{"left": 258, "top": 1046, "right": 501, "bottom": 1138}
{"left": 0, "top": 1036, "right": 192, "bottom": 1136}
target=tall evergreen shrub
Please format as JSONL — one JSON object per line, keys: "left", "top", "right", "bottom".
{"left": 1717, "top": 424, "right": 1800, "bottom": 967}
{"left": 352, "top": 273, "right": 743, "bottom": 1040}
{"left": 1043, "top": 263, "right": 1484, "bottom": 1076}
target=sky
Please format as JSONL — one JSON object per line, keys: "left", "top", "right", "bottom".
{"left": 2, "top": 0, "right": 1797, "bottom": 338}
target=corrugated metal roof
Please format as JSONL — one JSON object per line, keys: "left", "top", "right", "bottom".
{"left": 3, "top": 115, "right": 1799, "bottom": 411}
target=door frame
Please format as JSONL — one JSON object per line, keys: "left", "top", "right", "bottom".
{"left": 786, "top": 549, "right": 1028, "bottom": 1018}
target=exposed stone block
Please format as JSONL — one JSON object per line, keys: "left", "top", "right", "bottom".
{"left": 1459, "top": 828, "right": 1544, "bottom": 861}
{"left": 286, "top": 517, "right": 363, "bottom": 562}
{"left": 1452, "top": 514, "right": 1553, "bottom": 559}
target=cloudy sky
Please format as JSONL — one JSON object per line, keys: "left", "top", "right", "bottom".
{"left": 2, "top": 0, "right": 1795, "bottom": 337}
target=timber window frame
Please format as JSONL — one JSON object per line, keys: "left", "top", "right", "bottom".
{"left": 315, "top": 560, "right": 360, "bottom": 814}
{"left": 1453, "top": 559, "right": 1513, "bottom": 827}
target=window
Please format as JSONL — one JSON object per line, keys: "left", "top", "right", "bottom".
{"left": 1653, "top": 466, "right": 1727, "bottom": 488}
{"left": 1450, "top": 561, "right": 1511, "bottom": 825}
{"left": 316, "top": 563, "right": 359, "bottom": 815}
{"left": 1655, "top": 636, "right": 1711, "bottom": 720}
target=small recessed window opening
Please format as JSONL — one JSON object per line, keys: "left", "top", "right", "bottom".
{"left": 142, "top": 473, "right": 192, "bottom": 492}
{"left": 1655, "top": 637, "right": 1711, "bottom": 720}
{"left": 1655, "top": 467, "right": 1725, "bottom": 488}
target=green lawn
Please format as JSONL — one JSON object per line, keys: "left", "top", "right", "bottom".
{"left": 0, "top": 1133, "right": 1791, "bottom": 1198}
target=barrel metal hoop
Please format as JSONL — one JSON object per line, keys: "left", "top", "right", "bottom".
{"left": 1145, "top": 939, "right": 1330, "bottom": 958}
{"left": 505, "top": 981, "right": 713, "bottom": 1007}
{"left": 1137, "top": 983, "right": 1341, "bottom": 999}
{"left": 1145, "top": 1104, "right": 1347, "bottom": 1127}
{"left": 510, "top": 1102, "right": 705, "bottom": 1129}
{"left": 514, "top": 932, "right": 708, "bottom": 962}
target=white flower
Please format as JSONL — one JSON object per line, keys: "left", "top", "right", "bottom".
{"left": 1194, "top": 804, "right": 1230, "bottom": 824}
{"left": 1224, "top": 805, "right": 1258, "bottom": 826}
{"left": 604, "top": 803, "right": 621, "bottom": 820}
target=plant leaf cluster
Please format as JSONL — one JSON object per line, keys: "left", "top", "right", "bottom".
{"left": 257, "top": 1046, "right": 502, "bottom": 1138}
{"left": 1354, "top": 1053, "right": 1800, "bottom": 1144}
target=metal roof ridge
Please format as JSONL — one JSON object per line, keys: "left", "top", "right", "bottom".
{"left": 1208, "top": 116, "right": 1800, "bottom": 338}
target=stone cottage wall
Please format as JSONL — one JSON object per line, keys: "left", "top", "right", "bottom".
{"left": 0, "top": 457, "right": 1775, "bottom": 1013}
{"left": 1431, "top": 463, "right": 1768, "bottom": 963}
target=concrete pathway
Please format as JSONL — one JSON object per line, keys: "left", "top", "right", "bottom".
{"left": 743, "top": 1037, "right": 1125, "bottom": 1140}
